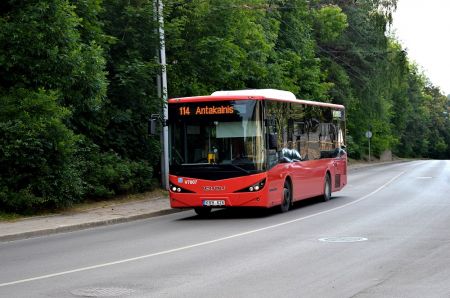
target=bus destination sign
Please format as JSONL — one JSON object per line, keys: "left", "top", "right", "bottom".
{"left": 178, "top": 105, "right": 234, "bottom": 116}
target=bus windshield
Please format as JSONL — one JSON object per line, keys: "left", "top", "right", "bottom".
{"left": 168, "top": 100, "right": 265, "bottom": 180}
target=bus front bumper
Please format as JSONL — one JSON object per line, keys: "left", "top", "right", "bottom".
{"left": 169, "top": 191, "right": 270, "bottom": 209}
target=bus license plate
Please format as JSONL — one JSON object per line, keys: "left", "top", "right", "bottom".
{"left": 203, "top": 200, "right": 225, "bottom": 207}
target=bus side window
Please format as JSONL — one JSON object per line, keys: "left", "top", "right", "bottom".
{"left": 265, "top": 102, "right": 283, "bottom": 168}
{"left": 266, "top": 122, "right": 279, "bottom": 168}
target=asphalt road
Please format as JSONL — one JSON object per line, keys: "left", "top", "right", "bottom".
{"left": 1, "top": 160, "right": 449, "bottom": 298}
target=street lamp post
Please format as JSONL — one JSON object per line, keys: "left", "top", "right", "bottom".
{"left": 154, "top": 0, "right": 169, "bottom": 189}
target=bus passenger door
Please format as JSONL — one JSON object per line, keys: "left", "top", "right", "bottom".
{"left": 333, "top": 149, "right": 347, "bottom": 191}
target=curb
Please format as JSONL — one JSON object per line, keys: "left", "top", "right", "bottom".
{"left": 348, "top": 159, "right": 412, "bottom": 171}
{"left": 0, "top": 208, "right": 182, "bottom": 242}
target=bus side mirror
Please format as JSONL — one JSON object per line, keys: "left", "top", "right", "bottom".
{"left": 148, "top": 118, "right": 158, "bottom": 135}
{"left": 148, "top": 114, "right": 167, "bottom": 136}
{"left": 268, "top": 133, "right": 278, "bottom": 150}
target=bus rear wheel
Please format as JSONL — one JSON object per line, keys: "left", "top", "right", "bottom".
{"left": 322, "top": 174, "right": 331, "bottom": 202}
{"left": 280, "top": 180, "right": 292, "bottom": 213}
{"left": 194, "top": 207, "right": 212, "bottom": 217}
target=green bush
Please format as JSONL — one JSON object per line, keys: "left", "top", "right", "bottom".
{"left": 346, "top": 135, "right": 362, "bottom": 159}
{"left": 0, "top": 88, "right": 154, "bottom": 213}
{"left": 0, "top": 89, "right": 83, "bottom": 213}
{"left": 76, "top": 139, "right": 154, "bottom": 199}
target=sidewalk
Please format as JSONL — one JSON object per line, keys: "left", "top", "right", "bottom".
{"left": 0, "top": 160, "right": 406, "bottom": 242}
{"left": 0, "top": 193, "right": 178, "bottom": 242}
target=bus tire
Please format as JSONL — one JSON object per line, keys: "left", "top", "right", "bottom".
{"left": 322, "top": 174, "right": 332, "bottom": 202}
{"left": 280, "top": 180, "right": 292, "bottom": 213}
{"left": 194, "top": 207, "right": 212, "bottom": 217}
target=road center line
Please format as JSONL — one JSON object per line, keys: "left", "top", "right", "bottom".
{"left": 0, "top": 171, "right": 405, "bottom": 288}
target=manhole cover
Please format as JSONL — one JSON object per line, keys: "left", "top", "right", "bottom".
{"left": 71, "top": 287, "right": 136, "bottom": 297}
{"left": 319, "top": 237, "right": 368, "bottom": 243}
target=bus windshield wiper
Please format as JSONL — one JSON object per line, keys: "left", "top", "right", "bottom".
{"left": 221, "top": 163, "right": 251, "bottom": 174}
{"left": 181, "top": 162, "right": 210, "bottom": 166}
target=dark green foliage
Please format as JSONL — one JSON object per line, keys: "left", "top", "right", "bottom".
{"left": 0, "top": 89, "right": 83, "bottom": 212}
{"left": 100, "top": 0, "right": 162, "bottom": 162}
{"left": 313, "top": 5, "right": 348, "bottom": 43}
{"left": 0, "top": 1, "right": 80, "bottom": 89}
{"left": 0, "top": 0, "right": 108, "bottom": 140}
{"left": 318, "top": 0, "right": 395, "bottom": 157}
{"left": 0, "top": 0, "right": 92, "bottom": 213}
{"left": 0, "top": 0, "right": 157, "bottom": 213}
{"left": 76, "top": 140, "right": 154, "bottom": 198}
{"left": 165, "top": 0, "right": 273, "bottom": 96}
{"left": 262, "top": 0, "right": 332, "bottom": 99}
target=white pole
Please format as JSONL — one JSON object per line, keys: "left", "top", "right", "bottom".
{"left": 154, "top": 0, "right": 169, "bottom": 189}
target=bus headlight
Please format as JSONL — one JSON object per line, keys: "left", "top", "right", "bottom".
{"left": 235, "top": 179, "right": 266, "bottom": 193}
{"left": 169, "top": 183, "right": 194, "bottom": 193}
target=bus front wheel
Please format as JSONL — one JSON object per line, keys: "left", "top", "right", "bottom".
{"left": 280, "top": 180, "right": 292, "bottom": 213}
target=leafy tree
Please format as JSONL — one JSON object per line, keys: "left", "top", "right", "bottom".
{"left": 165, "top": 0, "right": 273, "bottom": 96}
{"left": 100, "top": 0, "right": 161, "bottom": 162}
{"left": 262, "top": 0, "right": 333, "bottom": 99}
{"left": 313, "top": 5, "right": 348, "bottom": 43}
{"left": 395, "top": 66, "right": 430, "bottom": 157}
{"left": 423, "top": 84, "right": 450, "bottom": 159}
{"left": 0, "top": 0, "right": 94, "bottom": 212}
{"left": 0, "top": 89, "right": 83, "bottom": 212}
{"left": 315, "top": 0, "right": 398, "bottom": 158}
{"left": 0, "top": 0, "right": 108, "bottom": 138}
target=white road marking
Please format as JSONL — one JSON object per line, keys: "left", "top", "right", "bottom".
{"left": 318, "top": 237, "right": 368, "bottom": 243}
{"left": 0, "top": 171, "right": 405, "bottom": 288}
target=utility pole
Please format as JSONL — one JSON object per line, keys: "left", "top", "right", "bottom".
{"left": 154, "top": 0, "right": 169, "bottom": 189}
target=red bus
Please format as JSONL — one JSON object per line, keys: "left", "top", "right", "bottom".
{"left": 167, "top": 89, "right": 347, "bottom": 216}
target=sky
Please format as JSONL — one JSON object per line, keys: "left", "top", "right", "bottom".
{"left": 392, "top": 0, "right": 450, "bottom": 95}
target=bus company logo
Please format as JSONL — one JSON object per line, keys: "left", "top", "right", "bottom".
{"left": 202, "top": 186, "right": 225, "bottom": 191}
{"left": 184, "top": 179, "right": 198, "bottom": 185}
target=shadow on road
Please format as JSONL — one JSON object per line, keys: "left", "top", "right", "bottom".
{"left": 178, "top": 195, "right": 346, "bottom": 221}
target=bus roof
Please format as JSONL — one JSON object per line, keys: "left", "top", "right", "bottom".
{"left": 168, "top": 89, "right": 345, "bottom": 110}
